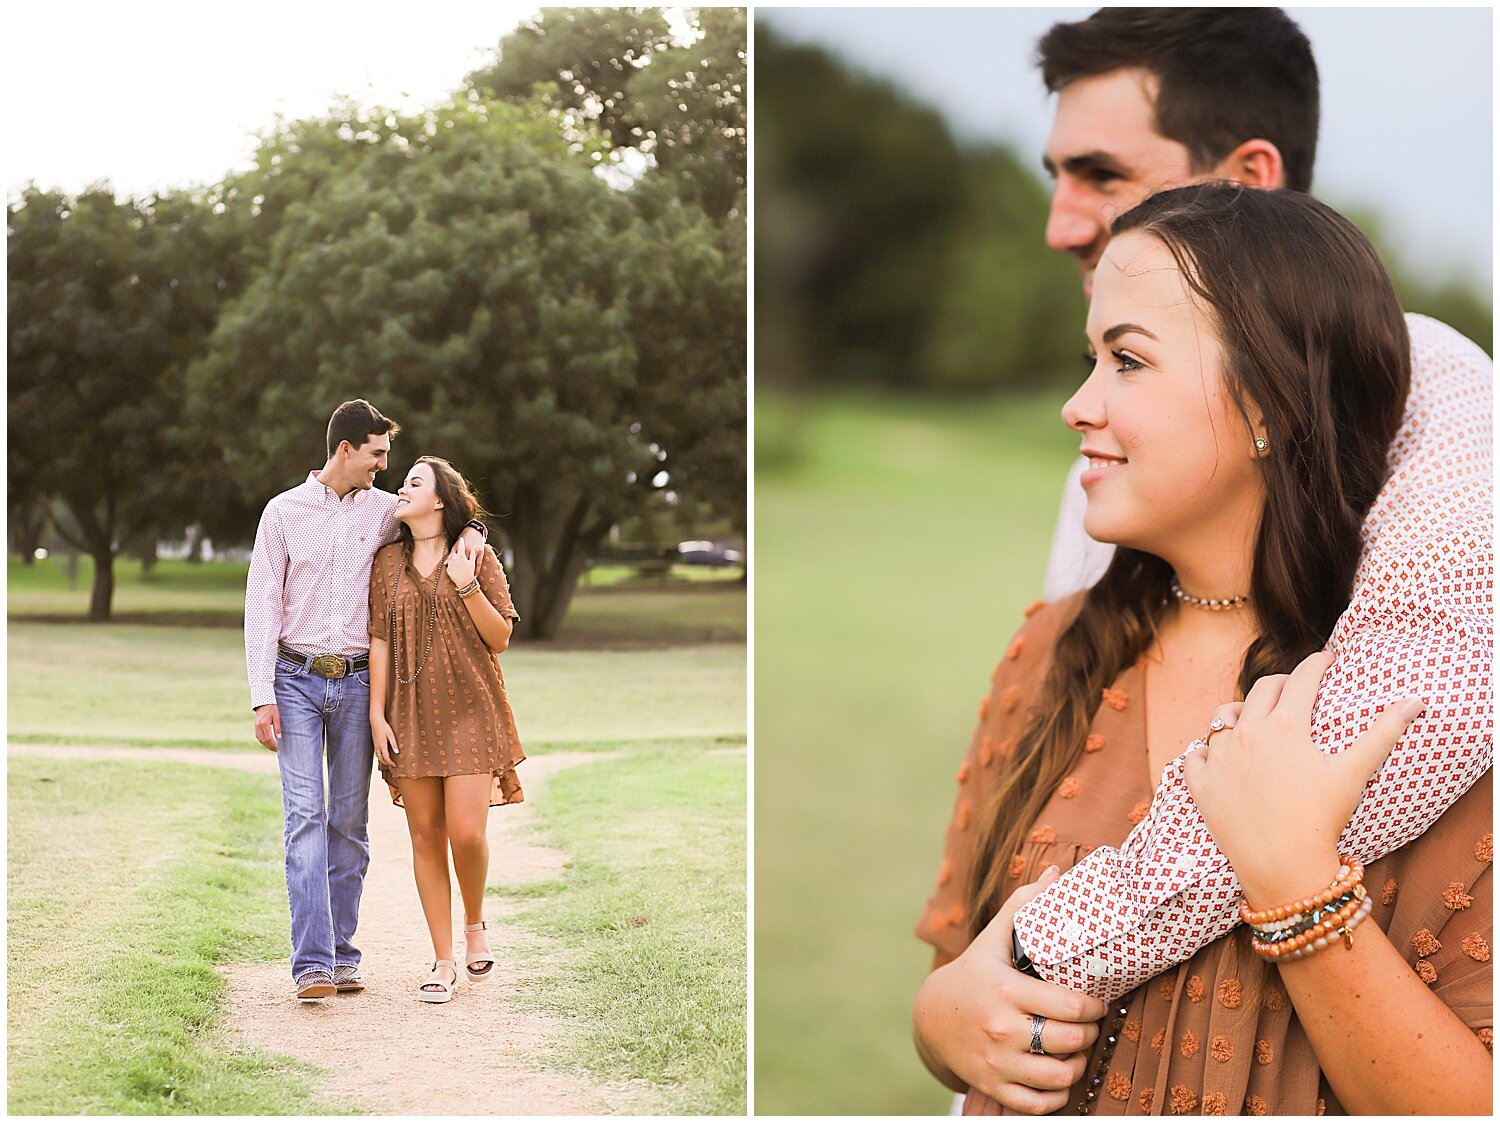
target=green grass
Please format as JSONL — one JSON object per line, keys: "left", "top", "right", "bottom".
{"left": 7, "top": 624, "right": 744, "bottom": 750}
{"left": 7, "top": 756, "right": 351, "bottom": 1115}
{"left": 8, "top": 553, "right": 747, "bottom": 1113}
{"left": 754, "top": 388, "right": 1079, "bottom": 1114}
{"left": 498, "top": 744, "right": 746, "bottom": 1115}
{"left": 8, "top": 557, "right": 746, "bottom": 645}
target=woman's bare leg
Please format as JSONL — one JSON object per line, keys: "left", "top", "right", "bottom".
{"left": 396, "top": 777, "right": 455, "bottom": 986}
{"left": 444, "top": 774, "right": 494, "bottom": 966}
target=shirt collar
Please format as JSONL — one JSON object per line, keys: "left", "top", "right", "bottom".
{"left": 305, "top": 469, "right": 364, "bottom": 505}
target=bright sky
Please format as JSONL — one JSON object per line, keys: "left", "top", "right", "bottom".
{"left": 5, "top": 1, "right": 541, "bottom": 200}
{"left": 758, "top": 5, "right": 1492, "bottom": 290}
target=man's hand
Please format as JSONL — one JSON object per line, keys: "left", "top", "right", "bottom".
{"left": 254, "top": 704, "right": 282, "bottom": 752}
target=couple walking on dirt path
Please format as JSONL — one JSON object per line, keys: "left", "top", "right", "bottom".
{"left": 245, "top": 398, "right": 524, "bottom": 1005}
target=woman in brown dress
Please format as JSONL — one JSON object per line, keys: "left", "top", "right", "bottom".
{"left": 912, "top": 186, "right": 1492, "bottom": 1113}
{"left": 368, "top": 455, "right": 524, "bottom": 1003}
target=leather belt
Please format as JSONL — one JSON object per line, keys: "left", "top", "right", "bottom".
{"left": 278, "top": 643, "right": 369, "bottom": 679}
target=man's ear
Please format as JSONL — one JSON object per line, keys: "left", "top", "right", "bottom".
{"left": 1212, "top": 139, "right": 1285, "bottom": 190}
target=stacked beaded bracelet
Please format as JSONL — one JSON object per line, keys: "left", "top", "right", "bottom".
{"left": 456, "top": 578, "right": 482, "bottom": 599}
{"left": 1240, "top": 855, "right": 1373, "bottom": 961}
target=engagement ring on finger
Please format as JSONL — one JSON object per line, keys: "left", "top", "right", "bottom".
{"left": 1028, "top": 1013, "right": 1048, "bottom": 1056}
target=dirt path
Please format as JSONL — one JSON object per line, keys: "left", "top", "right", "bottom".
{"left": 8, "top": 743, "right": 651, "bottom": 1116}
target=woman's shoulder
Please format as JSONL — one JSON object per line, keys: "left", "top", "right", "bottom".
{"left": 372, "top": 541, "right": 405, "bottom": 569}
{"left": 974, "top": 591, "right": 1088, "bottom": 704}
{"left": 1004, "top": 590, "right": 1087, "bottom": 655}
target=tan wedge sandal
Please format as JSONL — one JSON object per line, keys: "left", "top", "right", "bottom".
{"left": 417, "top": 959, "right": 460, "bottom": 1003}
{"left": 464, "top": 920, "right": 495, "bottom": 982}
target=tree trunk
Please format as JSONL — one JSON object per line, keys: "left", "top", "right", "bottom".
{"left": 504, "top": 489, "right": 616, "bottom": 642}
{"left": 88, "top": 549, "right": 115, "bottom": 620}
{"left": 12, "top": 503, "right": 46, "bottom": 564}
{"left": 139, "top": 537, "right": 158, "bottom": 574}
{"left": 532, "top": 535, "right": 602, "bottom": 640}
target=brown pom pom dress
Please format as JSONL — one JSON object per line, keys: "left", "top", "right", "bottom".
{"left": 367, "top": 541, "right": 525, "bottom": 808}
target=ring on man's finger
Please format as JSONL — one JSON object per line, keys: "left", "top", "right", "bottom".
{"left": 1028, "top": 1013, "right": 1048, "bottom": 1056}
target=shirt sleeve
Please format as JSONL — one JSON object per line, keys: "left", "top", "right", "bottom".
{"left": 476, "top": 545, "right": 520, "bottom": 625}
{"left": 245, "top": 503, "right": 289, "bottom": 710}
{"left": 368, "top": 548, "right": 391, "bottom": 641}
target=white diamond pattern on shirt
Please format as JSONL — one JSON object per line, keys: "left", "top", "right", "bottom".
{"left": 1013, "top": 314, "right": 1494, "bottom": 1001}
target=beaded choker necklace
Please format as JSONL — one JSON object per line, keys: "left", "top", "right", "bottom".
{"left": 1170, "top": 578, "right": 1250, "bottom": 612}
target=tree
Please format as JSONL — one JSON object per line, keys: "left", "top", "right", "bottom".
{"left": 755, "top": 26, "right": 966, "bottom": 388}
{"left": 187, "top": 97, "right": 743, "bottom": 638}
{"left": 467, "top": 7, "right": 747, "bottom": 219}
{"left": 8, "top": 187, "right": 243, "bottom": 617}
{"left": 918, "top": 147, "right": 1086, "bottom": 391}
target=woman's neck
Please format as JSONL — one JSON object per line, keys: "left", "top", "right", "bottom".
{"left": 407, "top": 519, "right": 447, "bottom": 556}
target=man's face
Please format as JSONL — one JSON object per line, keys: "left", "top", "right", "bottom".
{"left": 346, "top": 433, "right": 390, "bottom": 489}
{"left": 1042, "top": 68, "right": 1202, "bottom": 298}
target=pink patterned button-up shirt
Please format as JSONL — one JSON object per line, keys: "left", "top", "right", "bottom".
{"left": 244, "top": 471, "right": 400, "bottom": 709}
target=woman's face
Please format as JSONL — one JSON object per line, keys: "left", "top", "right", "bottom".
{"left": 1061, "top": 230, "right": 1266, "bottom": 559}
{"left": 394, "top": 461, "right": 442, "bottom": 524}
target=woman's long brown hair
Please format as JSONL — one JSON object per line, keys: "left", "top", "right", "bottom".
{"left": 968, "top": 185, "right": 1411, "bottom": 937}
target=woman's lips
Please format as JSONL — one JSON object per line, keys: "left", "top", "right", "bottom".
{"left": 1080, "top": 455, "right": 1127, "bottom": 488}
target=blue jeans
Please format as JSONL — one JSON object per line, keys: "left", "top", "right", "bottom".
{"left": 272, "top": 653, "right": 373, "bottom": 981}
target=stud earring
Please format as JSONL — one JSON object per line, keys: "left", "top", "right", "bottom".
{"left": 1254, "top": 437, "right": 1268, "bottom": 452}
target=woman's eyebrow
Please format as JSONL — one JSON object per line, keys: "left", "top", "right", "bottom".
{"left": 1102, "top": 322, "right": 1160, "bottom": 344}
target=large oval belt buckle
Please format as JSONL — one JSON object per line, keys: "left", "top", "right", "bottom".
{"left": 311, "top": 654, "right": 346, "bottom": 678}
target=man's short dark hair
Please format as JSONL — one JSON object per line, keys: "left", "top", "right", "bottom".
{"left": 326, "top": 399, "right": 400, "bottom": 458}
{"left": 1037, "top": 8, "right": 1319, "bottom": 192}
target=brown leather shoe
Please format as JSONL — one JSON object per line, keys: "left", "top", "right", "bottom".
{"left": 295, "top": 969, "right": 336, "bottom": 1000}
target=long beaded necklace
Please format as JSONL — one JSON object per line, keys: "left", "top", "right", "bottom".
{"left": 390, "top": 542, "right": 449, "bottom": 684}
{"left": 1075, "top": 1000, "right": 1132, "bottom": 1113}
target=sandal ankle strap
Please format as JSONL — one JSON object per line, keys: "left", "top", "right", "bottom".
{"left": 464, "top": 921, "right": 487, "bottom": 932}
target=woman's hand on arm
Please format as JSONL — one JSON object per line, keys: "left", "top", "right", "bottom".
{"left": 1182, "top": 650, "right": 1423, "bottom": 908}
{"left": 1184, "top": 651, "right": 1488, "bottom": 1112}
{"left": 913, "top": 867, "right": 1109, "bottom": 1114}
